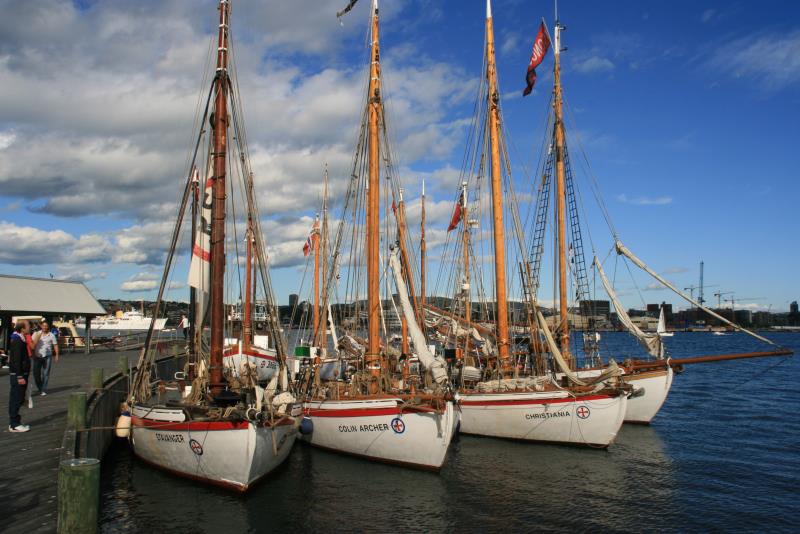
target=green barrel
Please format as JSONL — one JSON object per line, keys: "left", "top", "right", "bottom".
{"left": 57, "top": 458, "right": 100, "bottom": 534}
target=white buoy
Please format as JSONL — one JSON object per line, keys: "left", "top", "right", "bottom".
{"left": 115, "top": 410, "right": 131, "bottom": 438}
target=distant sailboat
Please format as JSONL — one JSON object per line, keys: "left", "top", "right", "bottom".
{"left": 657, "top": 306, "right": 674, "bottom": 337}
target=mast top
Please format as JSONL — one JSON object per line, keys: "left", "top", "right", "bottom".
{"left": 373, "top": 0, "right": 378, "bottom": 12}
{"left": 422, "top": 177, "right": 425, "bottom": 196}
{"left": 486, "top": 0, "right": 492, "bottom": 19}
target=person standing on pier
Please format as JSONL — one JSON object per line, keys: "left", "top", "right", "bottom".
{"left": 32, "top": 321, "right": 59, "bottom": 396}
{"left": 8, "top": 323, "right": 31, "bottom": 432}
{"left": 178, "top": 314, "right": 190, "bottom": 341}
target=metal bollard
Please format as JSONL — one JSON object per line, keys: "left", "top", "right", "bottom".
{"left": 57, "top": 458, "right": 100, "bottom": 534}
{"left": 67, "top": 392, "right": 87, "bottom": 430}
{"left": 90, "top": 368, "right": 104, "bottom": 390}
{"left": 118, "top": 356, "right": 129, "bottom": 376}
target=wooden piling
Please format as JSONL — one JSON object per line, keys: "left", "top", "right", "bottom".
{"left": 118, "top": 355, "right": 129, "bottom": 376}
{"left": 90, "top": 368, "right": 104, "bottom": 390}
{"left": 67, "top": 392, "right": 87, "bottom": 429}
{"left": 57, "top": 458, "right": 100, "bottom": 534}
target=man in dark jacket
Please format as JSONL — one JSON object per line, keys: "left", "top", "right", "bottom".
{"left": 8, "top": 323, "right": 31, "bottom": 432}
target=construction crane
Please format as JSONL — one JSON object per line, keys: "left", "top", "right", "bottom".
{"left": 713, "top": 291, "right": 734, "bottom": 308}
{"left": 685, "top": 284, "right": 718, "bottom": 305}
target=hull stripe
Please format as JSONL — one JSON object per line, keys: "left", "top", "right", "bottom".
{"left": 459, "top": 393, "right": 614, "bottom": 407}
{"left": 132, "top": 416, "right": 249, "bottom": 431}
{"left": 304, "top": 406, "right": 437, "bottom": 418}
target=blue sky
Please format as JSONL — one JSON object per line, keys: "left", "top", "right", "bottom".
{"left": 0, "top": 0, "right": 797, "bottom": 313}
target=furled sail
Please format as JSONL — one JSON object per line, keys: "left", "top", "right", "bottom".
{"left": 595, "top": 256, "right": 664, "bottom": 358}
{"left": 535, "top": 310, "right": 621, "bottom": 385}
{"left": 388, "top": 247, "right": 449, "bottom": 385}
{"left": 615, "top": 240, "right": 777, "bottom": 346}
{"left": 188, "top": 163, "right": 212, "bottom": 292}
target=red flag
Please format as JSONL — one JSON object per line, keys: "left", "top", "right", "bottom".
{"left": 523, "top": 22, "right": 551, "bottom": 97}
{"left": 447, "top": 193, "right": 464, "bottom": 232}
{"left": 303, "top": 235, "right": 312, "bottom": 257}
{"left": 302, "top": 222, "right": 318, "bottom": 257}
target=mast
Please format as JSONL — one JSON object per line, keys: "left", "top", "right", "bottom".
{"left": 420, "top": 178, "right": 426, "bottom": 314}
{"left": 209, "top": 0, "right": 230, "bottom": 389}
{"left": 366, "top": 0, "right": 382, "bottom": 389}
{"left": 189, "top": 169, "right": 198, "bottom": 360}
{"left": 461, "top": 182, "right": 471, "bottom": 324}
{"left": 243, "top": 223, "right": 253, "bottom": 350}
{"left": 552, "top": 14, "right": 571, "bottom": 364}
{"left": 394, "top": 189, "right": 420, "bottom": 323}
{"left": 461, "top": 181, "right": 471, "bottom": 359}
{"left": 319, "top": 166, "right": 329, "bottom": 349}
{"left": 312, "top": 213, "right": 321, "bottom": 345}
{"left": 486, "top": 0, "right": 510, "bottom": 364}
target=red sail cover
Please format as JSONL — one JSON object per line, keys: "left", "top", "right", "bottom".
{"left": 523, "top": 22, "right": 551, "bottom": 96}
{"left": 447, "top": 194, "right": 464, "bottom": 232}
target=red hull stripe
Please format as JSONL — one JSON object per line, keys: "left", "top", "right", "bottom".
{"left": 223, "top": 349, "right": 278, "bottom": 361}
{"left": 192, "top": 243, "right": 210, "bottom": 261}
{"left": 459, "top": 394, "right": 613, "bottom": 407}
{"left": 132, "top": 416, "right": 250, "bottom": 431}
{"left": 305, "top": 405, "right": 436, "bottom": 418}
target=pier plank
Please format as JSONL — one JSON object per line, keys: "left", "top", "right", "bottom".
{"left": 0, "top": 349, "right": 139, "bottom": 534}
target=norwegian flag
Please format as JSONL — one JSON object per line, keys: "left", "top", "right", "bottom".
{"left": 523, "top": 22, "right": 551, "bottom": 97}
{"left": 303, "top": 221, "right": 319, "bottom": 257}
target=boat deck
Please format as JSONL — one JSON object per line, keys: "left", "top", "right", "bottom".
{"left": 0, "top": 348, "right": 140, "bottom": 534}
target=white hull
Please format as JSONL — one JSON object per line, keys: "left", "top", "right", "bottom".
{"left": 574, "top": 366, "right": 674, "bottom": 424}
{"left": 223, "top": 345, "right": 279, "bottom": 382}
{"left": 130, "top": 404, "right": 296, "bottom": 491}
{"left": 458, "top": 390, "right": 627, "bottom": 447}
{"left": 76, "top": 317, "right": 167, "bottom": 333}
{"left": 302, "top": 397, "right": 457, "bottom": 470}
{"left": 621, "top": 368, "right": 674, "bottom": 424}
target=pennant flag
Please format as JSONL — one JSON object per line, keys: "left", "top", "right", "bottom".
{"left": 522, "top": 22, "right": 551, "bottom": 97}
{"left": 447, "top": 192, "right": 464, "bottom": 232}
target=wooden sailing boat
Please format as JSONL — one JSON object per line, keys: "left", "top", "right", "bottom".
{"left": 431, "top": 0, "right": 629, "bottom": 448}
{"left": 296, "top": 0, "right": 457, "bottom": 470}
{"left": 520, "top": 4, "right": 793, "bottom": 425}
{"left": 126, "top": 0, "right": 298, "bottom": 491}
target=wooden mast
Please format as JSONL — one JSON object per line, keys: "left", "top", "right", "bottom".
{"left": 393, "top": 190, "right": 420, "bottom": 323}
{"left": 366, "top": 0, "right": 382, "bottom": 390}
{"left": 552, "top": 17, "right": 571, "bottom": 364}
{"left": 420, "top": 178, "right": 426, "bottom": 315}
{"left": 243, "top": 222, "right": 253, "bottom": 350}
{"left": 209, "top": 0, "right": 230, "bottom": 389}
{"left": 189, "top": 168, "right": 198, "bottom": 365}
{"left": 461, "top": 181, "right": 470, "bottom": 359}
{"left": 486, "top": 0, "right": 510, "bottom": 365}
{"left": 312, "top": 213, "right": 321, "bottom": 345}
{"left": 319, "top": 166, "right": 329, "bottom": 349}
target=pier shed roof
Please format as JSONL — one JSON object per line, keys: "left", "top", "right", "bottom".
{"left": 0, "top": 274, "right": 105, "bottom": 316}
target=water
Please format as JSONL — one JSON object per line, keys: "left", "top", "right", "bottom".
{"left": 99, "top": 332, "right": 800, "bottom": 532}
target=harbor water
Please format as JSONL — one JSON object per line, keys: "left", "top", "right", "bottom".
{"left": 98, "top": 332, "right": 799, "bottom": 532}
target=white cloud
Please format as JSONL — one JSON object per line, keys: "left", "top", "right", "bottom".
{"left": 705, "top": 31, "right": 800, "bottom": 91}
{"left": 616, "top": 194, "right": 673, "bottom": 206}
{"left": 573, "top": 56, "right": 615, "bottom": 74}
{"left": 121, "top": 272, "right": 160, "bottom": 292}
{"left": 701, "top": 9, "right": 716, "bottom": 23}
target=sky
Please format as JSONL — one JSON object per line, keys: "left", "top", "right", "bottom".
{"left": 0, "top": 0, "right": 797, "bottom": 313}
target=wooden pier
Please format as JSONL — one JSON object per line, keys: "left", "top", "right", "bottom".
{"left": 0, "top": 348, "right": 140, "bottom": 534}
